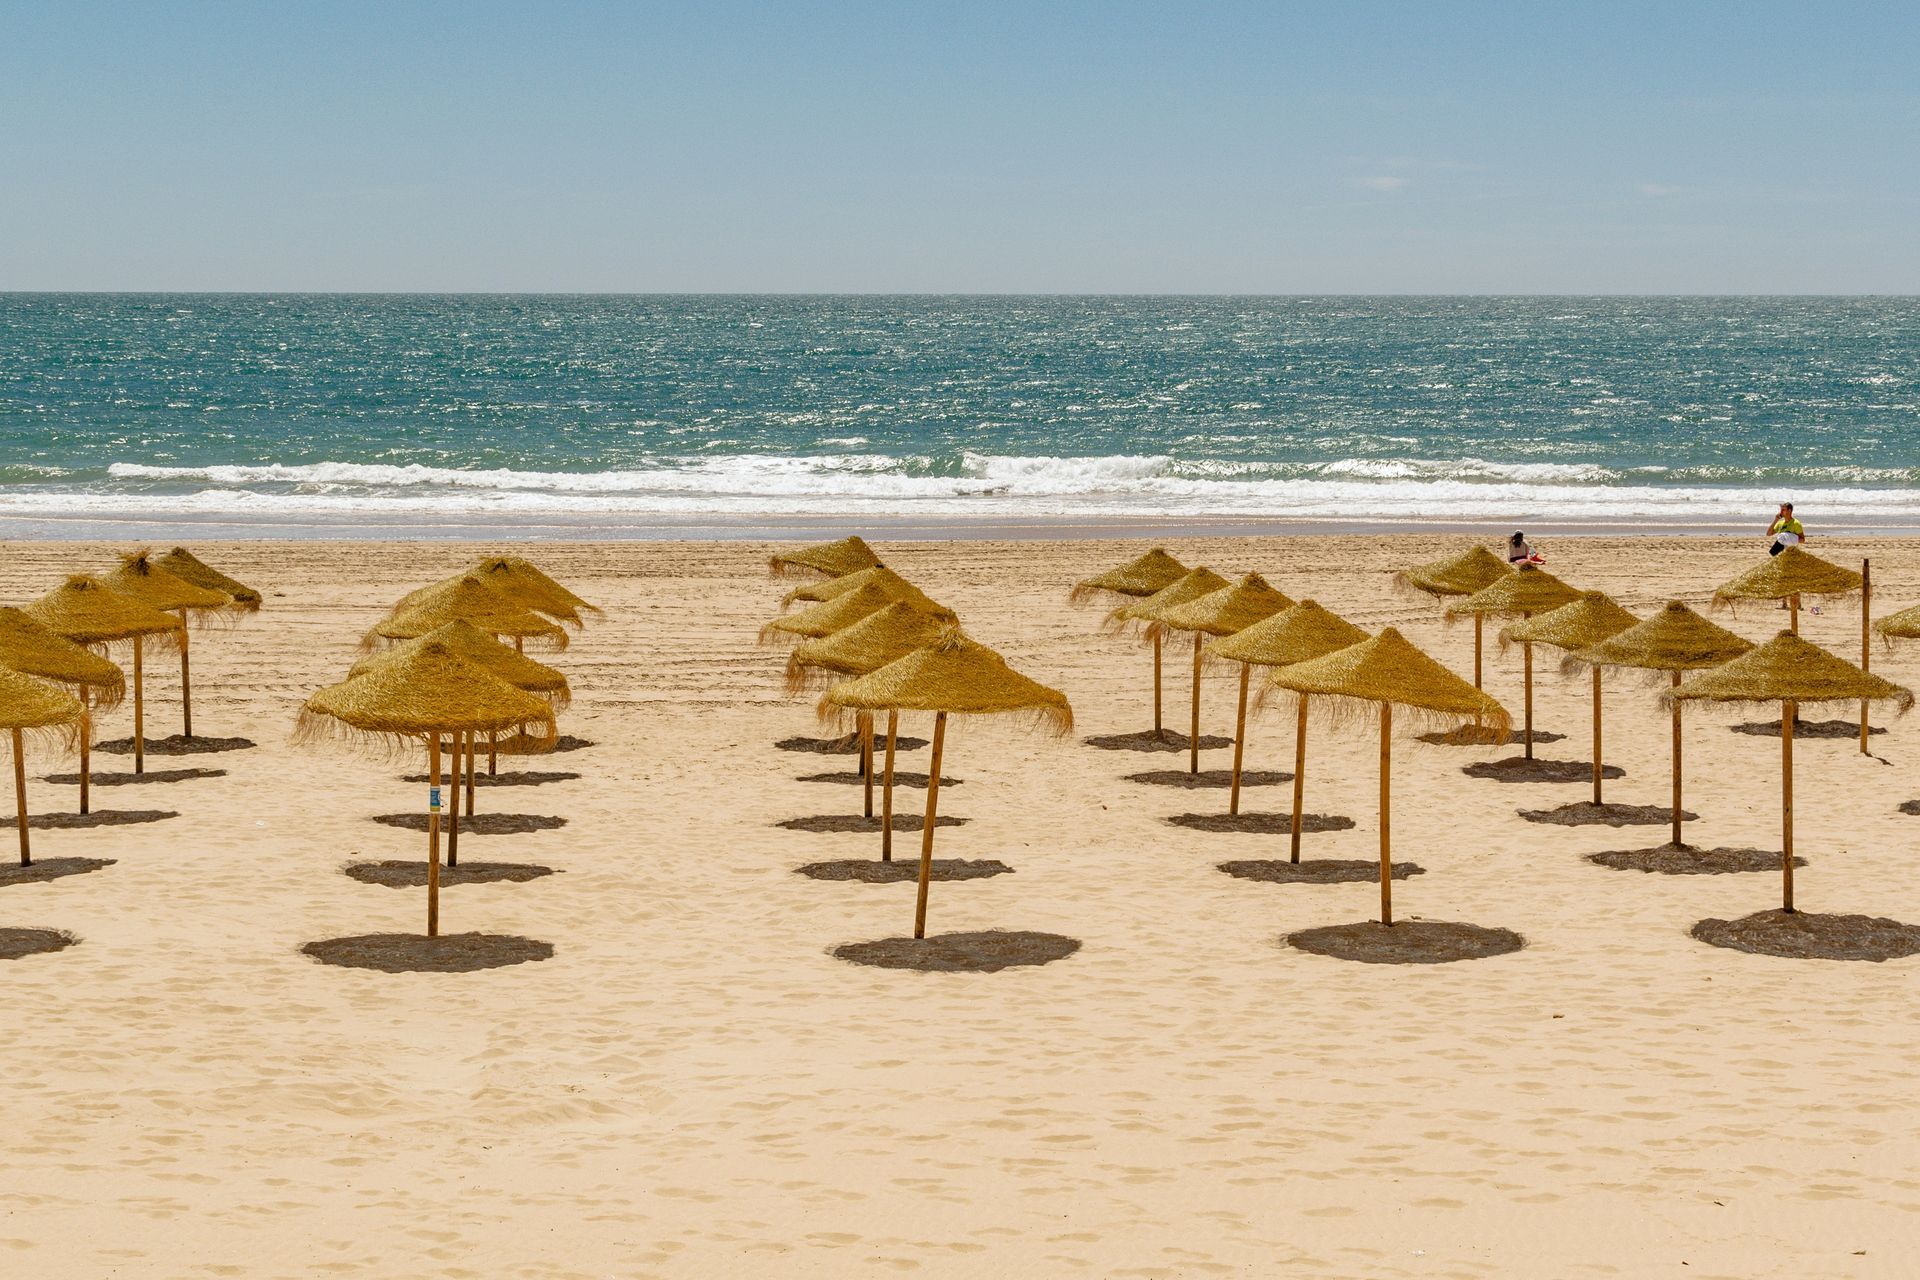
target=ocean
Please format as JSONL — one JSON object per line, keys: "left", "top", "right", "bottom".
{"left": 2, "top": 294, "right": 1917, "bottom": 537}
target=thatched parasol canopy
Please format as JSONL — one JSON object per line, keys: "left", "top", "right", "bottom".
{"left": 1148, "top": 572, "right": 1295, "bottom": 637}
{"left": 1109, "top": 566, "right": 1230, "bottom": 631}
{"left": 24, "top": 576, "right": 184, "bottom": 651}
{"left": 785, "top": 601, "right": 950, "bottom": 694}
{"left": 1070, "top": 548, "right": 1189, "bottom": 604}
{"left": 1269, "top": 627, "right": 1510, "bottom": 734}
{"left": 102, "top": 550, "right": 234, "bottom": 615}
{"left": 156, "top": 548, "right": 261, "bottom": 611}
{"left": 1501, "top": 591, "right": 1637, "bottom": 653}
{"left": 0, "top": 608, "right": 126, "bottom": 709}
{"left": 823, "top": 629, "right": 1072, "bottom": 732}
{"left": 1875, "top": 601, "right": 1920, "bottom": 640}
{"left": 1399, "top": 546, "right": 1511, "bottom": 598}
{"left": 349, "top": 620, "right": 570, "bottom": 708}
{"left": 1209, "top": 599, "right": 1367, "bottom": 669}
{"left": 303, "top": 641, "right": 558, "bottom": 748}
{"left": 1568, "top": 601, "right": 1752, "bottom": 673}
{"left": 1448, "top": 564, "right": 1582, "bottom": 619}
{"left": 781, "top": 566, "right": 954, "bottom": 618}
{"left": 369, "top": 575, "right": 568, "bottom": 651}
{"left": 0, "top": 667, "right": 84, "bottom": 735}
{"left": 760, "top": 582, "right": 902, "bottom": 645}
{"left": 1713, "top": 546, "right": 1862, "bottom": 608}
{"left": 471, "top": 556, "right": 598, "bottom": 627}
{"left": 769, "top": 535, "right": 881, "bottom": 580}
{"left": 1668, "top": 632, "right": 1913, "bottom": 712}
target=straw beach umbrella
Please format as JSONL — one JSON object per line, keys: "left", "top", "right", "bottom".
{"left": 301, "top": 642, "right": 557, "bottom": 937}
{"left": 156, "top": 548, "right": 261, "bottom": 611}
{"left": 823, "top": 629, "right": 1071, "bottom": 939}
{"left": 1398, "top": 546, "right": 1511, "bottom": 722}
{"left": 1501, "top": 592, "right": 1638, "bottom": 804}
{"left": 1109, "top": 566, "right": 1228, "bottom": 743}
{"left": 0, "top": 608, "right": 125, "bottom": 814}
{"left": 102, "top": 550, "right": 233, "bottom": 740}
{"left": 1209, "top": 600, "right": 1369, "bottom": 854}
{"left": 369, "top": 574, "right": 568, "bottom": 652}
{"left": 1147, "top": 573, "right": 1295, "bottom": 774}
{"left": 759, "top": 582, "right": 903, "bottom": 645}
{"left": 25, "top": 576, "right": 184, "bottom": 778}
{"left": 0, "top": 669, "right": 83, "bottom": 867}
{"left": 1567, "top": 602, "right": 1752, "bottom": 848}
{"left": 472, "top": 556, "right": 599, "bottom": 632}
{"left": 1448, "top": 565, "right": 1582, "bottom": 757}
{"left": 1669, "top": 633, "right": 1910, "bottom": 912}
{"left": 1070, "top": 548, "right": 1189, "bottom": 605}
{"left": 769, "top": 535, "right": 882, "bottom": 580}
{"left": 1268, "top": 628, "right": 1508, "bottom": 926}
{"left": 780, "top": 565, "right": 954, "bottom": 618}
{"left": 787, "top": 602, "right": 950, "bottom": 860}
{"left": 1715, "top": 546, "right": 1873, "bottom": 748}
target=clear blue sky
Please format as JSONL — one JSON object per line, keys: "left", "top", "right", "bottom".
{"left": 3, "top": 1, "right": 1916, "bottom": 292}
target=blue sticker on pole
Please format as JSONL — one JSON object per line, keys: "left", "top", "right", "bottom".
{"left": 430, "top": 786, "right": 442, "bottom": 812}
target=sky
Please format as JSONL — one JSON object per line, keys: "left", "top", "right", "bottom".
{"left": 2, "top": 1, "right": 1918, "bottom": 293}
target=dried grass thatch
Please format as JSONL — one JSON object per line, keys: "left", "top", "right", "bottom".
{"left": 1668, "top": 632, "right": 1913, "bottom": 713}
{"left": 1069, "top": 548, "right": 1189, "bottom": 605}
{"left": 1397, "top": 546, "right": 1511, "bottom": 599}
{"left": 1147, "top": 572, "right": 1295, "bottom": 638}
{"left": 102, "top": 549, "right": 235, "bottom": 616}
{"left": 156, "top": 548, "right": 261, "bottom": 611}
{"left": 1875, "top": 601, "right": 1920, "bottom": 641}
{"left": 367, "top": 575, "right": 568, "bottom": 652}
{"left": 349, "top": 620, "right": 570, "bottom": 709}
{"left": 471, "top": 556, "right": 599, "bottom": 627}
{"left": 1268, "top": 627, "right": 1511, "bottom": 737}
{"left": 300, "top": 641, "right": 558, "bottom": 751}
{"left": 0, "top": 667, "right": 84, "bottom": 736}
{"left": 1208, "top": 599, "right": 1368, "bottom": 670}
{"left": 784, "top": 601, "right": 951, "bottom": 696}
{"left": 1447, "top": 564, "right": 1582, "bottom": 620}
{"left": 768, "top": 535, "right": 882, "bottom": 580}
{"left": 759, "top": 582, "right": 901, "bottom": 646}
{"left": 1106, "top": 566, "right": 1230, "bottom": 635}
{"left": 1499, "top": 591, "right": 1637, "bottom": 654}
{"left": 780, "top": 566, "right": 955, "bottom": 618}
{"left": 1712, "top": 546, "right": 1863, "bottom": 609}
{"left": 0, "top": 608, "right": 126, "bottom": 709}
{"left": 1567, "top": 600, "right": 1753, "bottom": 674}
{"left": 821, "top": 628, "right": 1073, "bottom": 735}
{"left": 24, "top": 576, "right": 185, "bottom": 653}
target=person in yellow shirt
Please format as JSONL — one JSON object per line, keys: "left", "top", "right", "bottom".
{"left": 1766, "top": 503, "right": 1804, "bottom": 557}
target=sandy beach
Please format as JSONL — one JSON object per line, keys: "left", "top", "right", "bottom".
{"left": 6, "top": 533, "right": 1920, "bottom": 1279}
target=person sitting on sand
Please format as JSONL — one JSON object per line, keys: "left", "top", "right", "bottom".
{"left": 1507, "top": 532, "right": 1544, "bottom": 566}
{"left": 1767, "top": 502, "right": 1805, "bottom": 556}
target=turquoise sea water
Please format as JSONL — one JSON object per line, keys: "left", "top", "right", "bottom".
{"left": 2, "top": 294, "right": 1917, "bottom": 533}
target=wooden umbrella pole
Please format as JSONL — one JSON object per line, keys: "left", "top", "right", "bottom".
{"left": 515, "top": 635, "right": 524, "bottom": 654}
{"left": 78, "top": 692, "right": 90, "bottom": 816}
{"left": 1473, "top": 615, "right": 1484, "bottom": 730}
{"left": 1860, "top": 558, "right": 1872, "bottom": 753}
{"left": 1591, "top": 667, "right": 1604, "bottom": 806}
{"left": 465, "top": 729, "right": 476, "bottom": 816}
{"left": 445, "top": 733, "right": 461, "bottom": 868}
{"left": 913, "top": 712, "right": 948, "bottom": 940}
{"left": 1228, "top": 664, "right": 1249, "bottom": 816}
{"left": 1670, "top": 671, "right": 1683, "bottom": 849}
{"left": 177, "top": 607, "right": 193, "bottom": 739}
{"left": 427, "top": 736, "right": 443, "bottom": 938}
{"left": 862, "top": 714, "right": 874, "bottom": 818}
{"left": 1152, "top": 632, "right": 1164, "bottom": 739}
{"left": 1782, "top": 701, "right": 1795, "bottom": 913}
{"left": 1289, "top": 696, "right": 1308, "bottom": 865}
{"left": 488, "top": 729, "right": 497, "bottom": 776}
{"left": 12, "top": 727, "right": 29, "bottom": 868}
{"left": 1522, "top": 635, "right": 1535, "bottom": 760}
{"left": 1790, "top": 594, "right": 1799, "bottom": 634}
{"left": 132, "top": 635, "right": 145, "bottom": 775}
{"left": 1188, "top": 633, "right": 1202, "bottom": 775}
{"left": 881, "top": 710, "right": 898, "bottom": 862}
{"left": 1378, "top": 701, "right": 1393, "bottom": 926}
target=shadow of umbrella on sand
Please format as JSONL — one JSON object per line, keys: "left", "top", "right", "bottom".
{"left": 0, "top": 668, "right": 83, "bottom": 868}
{"left": 1396, "top": 546, "right": 1511, "bottom": 738}
{"left": 0, "top": 608, "right": 124, "bottom": 815}
{"left": 1209, "top": 600, "right": 1369, "bottom": 852}
{"left": 1107, "top": 566, "right": 1228, "bottom": 750}
{"left": 1148, "top": 573, "right": 1294, "bottom": 777}
{"left": 768, "top": 535, "right": 882, "bottom": 581}
{"left": 1270, "top": 628, "right": 1520, "bottom": 963}
{"left": 25, "top": 576, "right": 184, "bottom": 782}
{"left": 301, "top": 641, "right": 557, "bottom": 938}
{"left": 822, "top": 627, "right": 1071, "bottom": 942}
{"left": 1447, "top": 564, "right": 1582, "bottom": 760}
{"left": 1500, "top": 592, "right": 1638, "bottom": 806}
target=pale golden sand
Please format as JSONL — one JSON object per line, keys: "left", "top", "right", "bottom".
{"left": 5, "top": 535, "right": 1920, "bottom": 1278}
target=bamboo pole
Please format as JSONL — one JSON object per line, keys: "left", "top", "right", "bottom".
{"left": 78, "top": 691, "right": 90, "bottom": 815}
{"left": 1289, "top": 696, "right": 1308, "bottom": 864}
{"left": 177, "top": 607, "right": 193, "bottom": 739}
{"left": 913, "top": 712, "right": 948, "bottom": 940}
{"left": 862, "top": 714, "right": 874, "bottom": 819}
{"left": 445, "top": 733, "right": 460, "bottom": 868}
{"left": 1188, "top": 633, "right": 1202, "bottom": 775}
{"left": 1228, "top": 664, "right": 1250, "bottom": 816}
{"left": 1670, "top": 670, "right": 1684, "bottom": 849}
{"left": 427, "top": 736, "right": 443, "bottom": 938}
{"left": 12, "top": 728, "right": 29, "bottom": 868}
{"left": 1861, "top": 558, "right": 1872, "bottom": 753}
{"left": 1378, "top": 701, "right": 1393, "bottom": 926}
{"left": 132, "top": 635, "right": 145, "bottom": 775}
{"left": 1782, "top": 701, "right": 1796, "bottom": 912}
{"left": 1152, "top": 632, "right": 1163, "bottom": 739}
{"left": 881, "top": 710, "right": 898, "bottom": 862}
{"left": 1591, "top": 667, "right": 1604, "bottom": 805}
